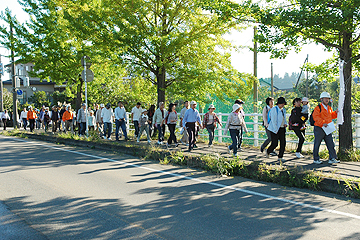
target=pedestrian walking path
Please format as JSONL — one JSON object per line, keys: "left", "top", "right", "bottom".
{"left": 155, "top": 141, "right": 360, "bottom": 180}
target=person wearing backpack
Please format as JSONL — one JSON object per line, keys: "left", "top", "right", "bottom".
{"left": 289, "top": 98, "right": 307, "bottom": 158}
{"left": 266, "top": 97, "right": 287, "bottom": 162}
{"left": 261, "top": 97, "right": 276, "bottom": 156}
{"left": 312, "top": 92, "right": 339, "bottom": 164}
{"left": 163, "top": 103, "right": 178, "bottom": 147}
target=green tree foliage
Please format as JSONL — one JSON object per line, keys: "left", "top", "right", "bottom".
{"left": 254, "top": 0, "right": 360, "bottom": 153}
{"left": 28, "top": 91, "right": 51, "bottom": 109}
{"left": 2, "top": 88, "right": 14, "bottom": 112}
{"left": 61, "top": 0, "right": 255, "bottom": 105}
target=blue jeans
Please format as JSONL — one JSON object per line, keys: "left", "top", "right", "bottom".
{"left": 22, "top": 118, "right": 28, "bottom": 130}
{"left": 156, "top": 124, "right": 165, "bottom": 142}
{"left": 313, "top": 126, "right": 337, "bottom": 160}
{"left": 116, "top": 119, "right": 128, "bottom": 140}
{"left": 104, "top": 122, "right": 112, "bottom": 138}
{"left": 79, "top": 122, "right": 86, "bottom": 135}
{"left": 229, "top": 129, "right": 240, "bottom": 154}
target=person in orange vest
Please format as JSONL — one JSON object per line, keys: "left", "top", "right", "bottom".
{"left": 27, "top": 106, "right": 37, "bottom": 132}
{"left": 62, "top": 105, "right": 74, "bottom": 134}
{"left": 313, "top": 92, "right": 339, "bottom": 164}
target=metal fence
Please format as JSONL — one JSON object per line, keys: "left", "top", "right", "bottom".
{"left": 123, "top": 113, "right": 360, "bottom": 149}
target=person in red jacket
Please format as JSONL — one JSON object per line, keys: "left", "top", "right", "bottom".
{"left": 313, "top": 92, "right": 339, "bottom": 164}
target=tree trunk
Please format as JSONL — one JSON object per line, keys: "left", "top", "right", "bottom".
{"left": 338, "top": 32, "right": 353, "bottom": 154}
{"left": 156, "top": 67, "right": 166, "bottom": 105}
{"left": 76, "top": 79, "right": 83, "bottom": 112}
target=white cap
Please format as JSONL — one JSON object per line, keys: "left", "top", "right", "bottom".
{"left": 208, "top": 104, "right": 215, "bottom": 110}
{"left": 100, "top": 104, "right": 105, "bottom": 107}
{"left": 302, "top": 97, "right": 309, "bottom": 102}
{"left": 142, "top": 109, "right": 147, "bottom": 113}
{"left": 320, "top": 92, "right": 331, "bottom": 99}
{"left": 190, "top": 101, "right": 197, "bottom": 105}
{"left": 232, "top": 104, "right": 241, "bottom": 112}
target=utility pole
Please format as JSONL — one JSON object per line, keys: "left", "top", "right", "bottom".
{"left": 306, "top": 54, "right": 309, "bottom": 97}
{"left": 271, "top": 63, "right": 274, "bottom": 98}
{"left": 253, "top": 26, "right": 258, "bottom": 113}
{"left": 0, "top": 55, "right": 3, "bottom": 112}
{"left": 10, "top": 23, "right": 18, "bottom": 128}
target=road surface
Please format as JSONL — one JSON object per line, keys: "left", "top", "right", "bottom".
{"left": 0, "top": 135, "right": 360, "bottom": 239}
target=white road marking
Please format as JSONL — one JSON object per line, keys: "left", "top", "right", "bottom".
{"left": 2, "top": 135, "right": 360, "bottom": 220}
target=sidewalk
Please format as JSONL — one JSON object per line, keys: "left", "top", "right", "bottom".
{"left": 153, "top": 140, "right": 360, "bottom": 181}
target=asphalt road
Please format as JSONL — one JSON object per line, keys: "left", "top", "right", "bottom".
{"left": 1, "top": 135, "right": 360, "bottom": 239}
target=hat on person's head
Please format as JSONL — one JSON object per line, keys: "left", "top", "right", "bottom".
{"left": 276, "top": 97, "right": 287, "bottom": 105}
{"left": 82, "top": 103, "right": 86, "bottom": 107}
{"left": 190, "top": 101, "right": 197, "bottom": 105}
{"left": 100, "top": 103, "right": 105, "bottom": 108}
{"left": 142, "top": 109, "right": 147, "bottom": 113}
{"left": 232, "top": 104, "right": 241, "bottom": 112}
{"left": 235, "top": 99, "right": 244, "bottom": 105}
{"left": 208, "top": 104, "right": 215, "bottom": 110}
{"left": 89, "top": 110, "right": 94, "bottom": 114}
{"left": 28, "top": 105, "right": 32, "bottom": 109}
{"left": 158, "top": 102, "right": 164, "bottom": 107}
{"left": 302, "top": 97, "right": 309, "bottom": 102}
{"left": 320, "top": 92, "right": 331, "bottom": 99}
{"left": 106, "top": 103, "right": 111, "bottom": 108}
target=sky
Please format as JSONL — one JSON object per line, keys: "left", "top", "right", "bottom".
{"left": 0, "top": 0, "right": 334, "bottom": 81}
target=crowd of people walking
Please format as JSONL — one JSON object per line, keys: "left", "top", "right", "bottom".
{"left": 0, "top": 91, "right": 340, "bottom": 164}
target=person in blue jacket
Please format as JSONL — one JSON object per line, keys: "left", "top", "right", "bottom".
{"left": 266, "top": 97, "right": 287, "bottom": 162}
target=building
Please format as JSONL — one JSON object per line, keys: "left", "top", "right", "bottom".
{"left": 2, "top": 62, "right": 66, "bottom": 104}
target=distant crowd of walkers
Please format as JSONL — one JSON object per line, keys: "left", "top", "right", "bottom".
{"left": 2, "top": 91, "right": 340, "bottom": 164}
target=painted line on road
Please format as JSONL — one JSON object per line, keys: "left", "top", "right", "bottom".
{"left": 3, "top": 135, "right": 360, "bottom": 220}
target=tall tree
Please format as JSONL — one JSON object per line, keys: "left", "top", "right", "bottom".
{"left": 0, "top": 1, "right": 93, "bottom": 111}
{"left": 61, "top": 0, "right": 254, "bottom": 105}
{"left": 254, "top": 0, "right": 360, "bottom": 154}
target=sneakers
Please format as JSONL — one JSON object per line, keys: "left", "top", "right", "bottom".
{"left": 313, "top": 160, "right": 322, "bottom": 164}
{"left": 234, "top": 153, "right": 239, "bottom": 157}
{"left": 328, "top": 158, "right": 340, "bottom": 164}
{"left": 228, "top": 146, "right": 231, "bottom": 154}
{"left": 136, "top": 139, "right": 140, "bottom": 143}
{"left": 270, "top": 152, "right": 277, "bottom": 156}
{"left": 260, "top": 147, "right": 264, "bottom": 153}
{"left": 107, "top": 137, "right": 111, "bottom": 140}
{"left": 265, "top": 151, "right": 270, "bottom": 158}
{"left": 295, "top": 152, "right": 304, "bottom": 158}
{"left": 175, "top": 143, "right": 179, "bottom": 147}
{"left": 102, "top": 136, "right": 107, "bottom": 139}
{"left": 157, "top": 141, "right": 163, "bottom": 145}
{"left": 148, "top": 140, "right": 151, "bottom": 143}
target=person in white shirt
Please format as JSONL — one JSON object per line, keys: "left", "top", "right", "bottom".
{"left": 115, "top": 101, "right": 129, "bottom": 141}
{"left": 101, "top": 103, "right": 114, "bottom": 140}
{"left": 87, "top": 110, "right": 96, "bottom": 131}
{"left": 131, "top": 102, "right": 143, "bottom": 138}
{"left": 20, "top": 108, "right": 28, "bottom": 130}
{"left": 1, "top": 110, "right": 11, "bottom": 130}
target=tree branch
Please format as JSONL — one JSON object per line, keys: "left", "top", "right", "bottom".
{"left": 300, "top": 30, "right": 343, "bottom": 51}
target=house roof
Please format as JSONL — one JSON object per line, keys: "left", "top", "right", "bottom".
{"left": 2, "top": 78, "right": 55, "bottom": 86}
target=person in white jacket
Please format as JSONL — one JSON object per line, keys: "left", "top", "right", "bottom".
{"left": 266, "top": 97, "right": 287, "bottom": 162}
{"left": 224, "top": 104, "right": 248, "bottom": 157}
{"left": 20, "top": 108, "right": 28, "bottom": 130}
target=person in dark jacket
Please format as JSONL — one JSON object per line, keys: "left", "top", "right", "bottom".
{"left": 289, "top": 98, "right": 307, "bottom": 158}
{"left": 51, "top": 106, "right": 60, "bottom": 133}
{"left": 43, "top": 108, "right": 51, "bottom": 132}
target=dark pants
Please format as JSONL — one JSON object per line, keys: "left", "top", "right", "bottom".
{"left": 134, "top": 120, "right": 139, "bottom": 137}
{"left": 186, "top": 122, "right": 196, "bottom": 150}
{"left": 29, "top": 119, "right": 35, "bottom": 132}
{"left": 2, "top": 119, "right": 7, "bottom": 130}
{"left": 44, "top": 122, "right": 50, "bottom": 132}
{"left": 293, "top": 128, "right": 305, "bottom": 153}
{"left": 79, "top": 122, "right": 86, "bottom": 135}
{"left": 261, "top": 127, "right": 272, "bottom": 151}
{"left": 89, "top": 126, "right": 94, "bottom": 131}
{"left": 52, "top": 121, "right": 58, "bottom": 132}
{"left": 267, "top": 127, "right": 286, "bottom": 158}
{"left": 237, "top": 126, "right": 243, "bottom": 148}
{"left": 156, "top": 124, "right": 165, "bottom": 142}
{"left": 104, "top": 122, "right": 112, "bottom": 138}
{"left": 206, "top": 124, "right": 215, "bottom": 145}
{"left": 22, "top": 118, "right": 28, "bottom": 130}
{"left": 313, "top": 126, "right": 337, "bottom": 160}
{"left": 229, "top": 129, "right": 240, "bottom": 154}
{"left": 167, "top": 124, "right": 177, "bottom": 144}
{"left": 116, "top": 119, "right": 128, "bottom": 140}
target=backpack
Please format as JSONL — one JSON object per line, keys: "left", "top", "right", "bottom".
{"left": 267, "top": 107, "right": 279, "bottom": 124}
{"left": 309, "top": 104, "right": 321, "bottom": 126}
